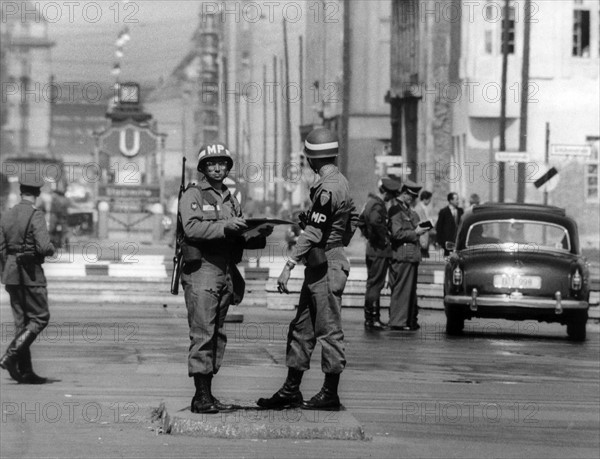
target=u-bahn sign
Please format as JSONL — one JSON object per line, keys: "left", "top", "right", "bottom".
{"left": 96, "top": 122, "right": 163, "bottom": 158}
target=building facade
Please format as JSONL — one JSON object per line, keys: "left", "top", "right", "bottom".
{"left": 303, "top": 0, "right": 392, "bottom": 210}
{"left": 453, "top": 0, "right": 599, "bottom": 244}
{"left": 0, "top": 1, "right": 54, "bottom": 158}
{"left": 390, "top": 0, "right": 599, "bottom": 245}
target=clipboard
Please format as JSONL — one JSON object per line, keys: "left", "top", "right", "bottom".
{"left": 242, "top": 218, "right": 294, "bottom": 238}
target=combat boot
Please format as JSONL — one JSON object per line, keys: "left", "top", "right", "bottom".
{"left": 363, "top": 302, "right": 374, "bottom": 330}
{"left": 207, "top": 374, "right": 234, "bottom": 411}
{"left": 257, "top": 368, "right": 303, "bottom": 409}
{"left": 0, "top": 329, "right": 37, "bottom": 383}
{"left": 191, "top": 374, "right": 219, "bottom": 414}
{"left": 371, "top": 305, "right": 388, "bottom": 331}
{"left": 301, "top": 373, "right": 341, "bottom": 411}
{"left": 18, "top": 348, "right": 47, "bottom": 385}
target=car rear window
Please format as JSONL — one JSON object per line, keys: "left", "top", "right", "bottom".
{"left": 465, "top": 220, "right": 570, "bottom": 252}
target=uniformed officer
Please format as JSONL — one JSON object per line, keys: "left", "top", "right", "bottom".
{"left": 359, "top": 177, "right": 401, "bottom": 330}
{"left": 179, "top": 142, "right": 272, "bottom": 414}
{"left": 0, "top": 173, "right": 56, "bottom": 384}
{"left": 257, "top": 127, "right": 358, "bottom": 411}
{"left": 387, "top": 180, "right": 429, "bottom": 331}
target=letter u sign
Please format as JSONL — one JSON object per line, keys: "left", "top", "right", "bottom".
{"left": 119, "top": 128, "right": 141, "bottom": 157}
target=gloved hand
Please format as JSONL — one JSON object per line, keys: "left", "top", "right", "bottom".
{"left": 224, "top": 217, "right": 248, "bottom": 235}
{"left": 298, "top": 211, "right": 309, "bottom": 230}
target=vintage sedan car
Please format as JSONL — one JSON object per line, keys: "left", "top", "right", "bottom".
{"left": 443, "top": 203, "right": 590, "bottom": 340}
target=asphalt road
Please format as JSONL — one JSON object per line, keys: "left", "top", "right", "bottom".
{"left": 1, "top": 295, "right": 599, "bottom": 458}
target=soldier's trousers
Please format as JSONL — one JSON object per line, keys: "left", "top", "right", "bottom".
{"left": 388, "top": 261, "right": 419, "bottom": 327}
{"left": 182, "top": 261, "right": 233, "bottom": 376}
{"left": 286, "top": 248, "right": 349, "bottom": 374}
{"left": 5, "top": 285, "right": 50, "bottom": 335}
{"left": 364, "top": 256, "right": 389, "bottom": 319}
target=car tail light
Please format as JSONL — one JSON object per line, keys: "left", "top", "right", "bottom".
{"left": 571, "top": 269, "right": 582, "bottom": 291}
{"left": 452, "top": 266, "right": 463, "bottom": 286}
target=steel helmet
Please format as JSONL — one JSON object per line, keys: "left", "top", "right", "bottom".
{"left": 197, "top": 143, "right": 234, "bottom": 171}
{"left": 304, "top": 128, "right": 339, "bottom": 159}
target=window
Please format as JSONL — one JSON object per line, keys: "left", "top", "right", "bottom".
{"left": 485, "top": 30, "right": 493, "bottom": 54}
{"left": 585, "top": 137, "right": 599, "bottom": 202}
{"left": 573, "top": 9, "right": 591, "bottom": 57}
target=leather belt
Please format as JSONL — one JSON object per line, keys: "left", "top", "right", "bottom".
{"left": 325, "top": 242, "right": 343, "bottom": 251}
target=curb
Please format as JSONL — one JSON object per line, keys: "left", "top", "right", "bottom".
{"left": 150, "top": 401, "right": 369, "bottom": 440}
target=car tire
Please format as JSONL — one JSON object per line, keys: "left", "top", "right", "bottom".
{"left": 445, "top": 306, "right": 465, "bottom": 336}
{"left": 566, "top": 312, "right": 588, "bottom": 342}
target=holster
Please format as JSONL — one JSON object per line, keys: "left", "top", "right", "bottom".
{"left": 305, "top": 247, "right": 327, "bottom": 268}
{"left": 181, "top": 240, "right": 203, "bottom": 263}
{"left": 15, "top": 252, "right": 38, "bottom": 266}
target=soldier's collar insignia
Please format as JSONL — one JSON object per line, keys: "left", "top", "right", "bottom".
{"left": 191, "top": 202, "right": 198, "bottom": 210}
{"left": 320, "top": 191, "right": 330, "bottom": 206}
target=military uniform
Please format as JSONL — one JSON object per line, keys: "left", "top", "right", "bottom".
{"left": 0, "top": 176, "right": 55, "bottom": 383}
{"left": 257, "top": 128, "right": 357, "bottom": 411}
{"left": 179, "top": 177, "right": 266, "bottom": 376}
{"left": 388, "top": 185, "right": 422, "bottom": 330}
{"left": 285, "top": 163, "right": 354, "bottom": 374}
{"left": 359, "top": 177, "right": 401, "bottom": 329}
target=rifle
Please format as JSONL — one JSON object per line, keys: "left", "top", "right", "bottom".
{"left": 170, "top": 157, "right": 186, "bottom": 295}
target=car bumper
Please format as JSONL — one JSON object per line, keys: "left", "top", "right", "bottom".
{"left": 444, "top": 294, "right": 588, "bottom": 315}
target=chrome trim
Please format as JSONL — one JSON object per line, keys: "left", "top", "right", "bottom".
{"left": 445, "top": 294, "right": 588, "bottom": 310}
{"left": 555, "top": 291, "right": 563, "bottom": 315}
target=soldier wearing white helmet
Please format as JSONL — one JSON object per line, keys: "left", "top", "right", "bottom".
{"left": 178, "top": 142, "right": 272, "bottom": 413}
{"left": 258, "top": 128, "right": 359, "bottom": 411}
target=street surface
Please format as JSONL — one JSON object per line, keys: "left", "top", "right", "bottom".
{"left": 1, "top": 292, "right": 599, "bottom": 459}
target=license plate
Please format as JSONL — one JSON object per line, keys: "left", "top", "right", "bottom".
{"left": 493, "top": 275, "right": 542, "bottom": 289}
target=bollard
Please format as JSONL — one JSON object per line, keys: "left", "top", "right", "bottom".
{"left": 97, "top": 201, "right": 109, "bottom": 240}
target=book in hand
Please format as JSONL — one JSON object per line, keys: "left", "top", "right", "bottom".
{"left": 418, "top": 220, "right": 434, "bottom": 229}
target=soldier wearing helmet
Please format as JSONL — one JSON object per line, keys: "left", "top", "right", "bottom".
{"left": 258, "top": 127, "right": 359, "bottom": 411}
{"left": 179, "top": 142, "right": 272, "bottom": 414}
{"left": 357, "top": 177, "right": 402, "bottom": 331}
{"left": 0, "top": 173, "right": 55, "bottom": 384}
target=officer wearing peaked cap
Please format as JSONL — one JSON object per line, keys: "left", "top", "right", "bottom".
{"left": 0, "top": 173, "right": 55, "bottom": 384}
{"left": 357, "top": 177, "right": 401, "bottom": 331}
{"left": 387, "top": 179, "right": 430, "bottom": 331}
{"left": 258, "top": 127, "right": 359, "bottom": 411}
{"left": 178, "top": 142, "right": 272, "bottom": 414}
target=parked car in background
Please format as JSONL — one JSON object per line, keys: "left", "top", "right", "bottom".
{"left": 443, "top": 203, "right": 590, "bottom": 341}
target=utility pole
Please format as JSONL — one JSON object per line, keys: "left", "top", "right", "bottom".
{"left": 341, "top": 0, "right": 351, "bottom": 177}
{"left": 498, "top": 0, "right": 510, "bottom": 203}
{"left": 283, "top": 19, "right": 293, "bottom": 208}
{"left": 263, "top": 64, "right": 268, "bottom": 204}
{"left": 299, "top": 35, "right": 304, "bottom": 126}
{"left": 517, "top": 0, "right": 531, "bottom": 203}
{"left": 273, "top": 55, "right": 279, "bottom": 205}
{"left": 544, "top": 122, "right": 550, "bottom": 206}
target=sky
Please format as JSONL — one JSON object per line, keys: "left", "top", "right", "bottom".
{"left": 47, "top": 1, "right": 200, "bottom": 89}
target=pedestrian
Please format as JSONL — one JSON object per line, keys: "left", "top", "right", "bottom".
{"left": 388, "top": 180, "right": 430, "bottom": 331}
{"left": 435, "top": 192, "right": 464, "bottom": 256}
{"left": 0, "top": 173, "right": 56, "bottom": 384}
{"left": 467, "top": 193, "right": 481, "bottom": 213}
{"left": 358, "top": 177, "right": 401, "bottom": 331}
{"left": 415, "top": 190, "right": 433, "bottom": 258}
{"left": 179, "top": 142, "right": 272, "bottom": 414}
{"left": 257, "top": 127, "right": 358, "bottom": 411}
{"left": 49, "top": 184, "right": 70, "bottom": 249}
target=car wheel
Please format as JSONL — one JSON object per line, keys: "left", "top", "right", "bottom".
{"left": 566, "top": 312, "right": 588, "bottom": 342}
{"left": 445, "top": 306, "right": 464, "bottom": 336}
